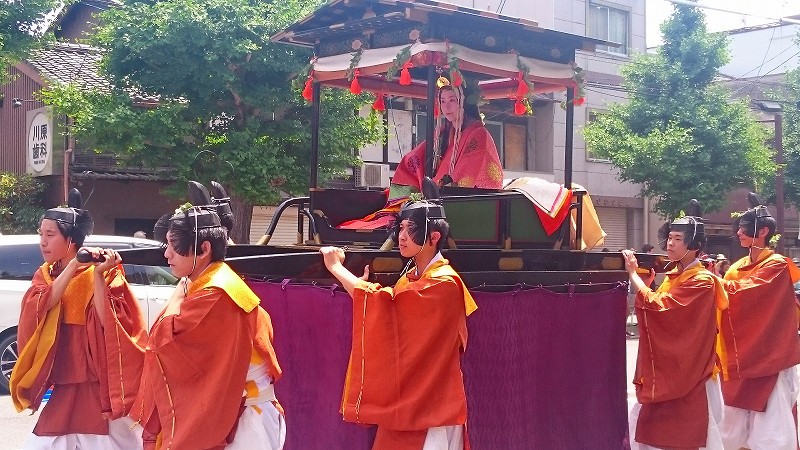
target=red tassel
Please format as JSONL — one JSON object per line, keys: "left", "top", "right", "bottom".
{"left": 514, "top": 98, "right": 526, "bottom": 115}
{"left": 451, "top": 70, "right": 462, "bottom": 87}
{"left": 302, "top": 78, "right": 314, "bottom": 102}
{"left": 574, "top": 96, "right": 586, "bottom": 106}
{"left": 399, "top": 61, "right": 412, "bottom": 86}
{"left": 434, "top": 102, "right": 439, "bottom": 118}
{"left": 350, "top": 69, "right": 362, "bottom": 95}
{"left": 372, "top": 94, "right": 385, "bottom": 112}
{"left": 516, "top": 72, "right": 529, "bottom": 97}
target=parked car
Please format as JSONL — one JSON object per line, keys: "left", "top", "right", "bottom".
{"left": 0, "top": 235, "right": 177, "bottom": 392}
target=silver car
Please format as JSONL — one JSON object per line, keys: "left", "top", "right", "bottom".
{"left": 0, "top": 235, "right": 177, "bottom": 392}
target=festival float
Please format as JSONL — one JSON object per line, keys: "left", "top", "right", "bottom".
{"left": 124, "top": 1, "right": 662, "bottom": 448}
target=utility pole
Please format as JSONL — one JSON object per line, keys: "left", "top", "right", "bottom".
{"left": 775, "top": 113, "right": 784, "bottom": 253}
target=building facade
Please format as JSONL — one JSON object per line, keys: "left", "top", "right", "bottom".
{"left": 0, "top": 1, "right": 177, "bottom": 237}
{"left": 713, "top": 20, "right": 800, "bottom": 260}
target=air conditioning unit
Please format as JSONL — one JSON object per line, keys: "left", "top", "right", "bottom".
{"left": 354, "top": 163, "right": 390, "bottom": 188}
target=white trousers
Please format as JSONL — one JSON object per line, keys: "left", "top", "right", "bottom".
{"left": 629, "top": 378, "right": 724, "bottom": 450}
{"left": 225, "top": 401, "right": 286, "bottom": 450}
{"left": 23, "top": 416, "right": 143, "bottom": 450}
{"left": 422, "top": 425, "right": 464, "bottom": 450}
{"left": 719, "top": 366, "right": 800, "bottom": 450}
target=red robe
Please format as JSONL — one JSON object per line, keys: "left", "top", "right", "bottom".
{"left": 391, "top": 121, "right": 503, "bottom": 190}
{"left": 718, "top": 249, "right": 800, "bottom": 411}
{"left": 633, "top": 264, "right": 727, "bottom": 449}
{"left": 11, "top": 263, "right": 147, "bottom": 435}
{"left": 131, "top": 262, "right": 281, "bottom": 450}
{"left": 343, "top": 258, "right": 477, "bottom": 450}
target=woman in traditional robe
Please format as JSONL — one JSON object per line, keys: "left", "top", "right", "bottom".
{"left": 391, "top": 79, "right": 503, "bottom": 191}
{"left": 11, "top": 189, "right": 147, "bottom": 450}
{"left": 338, "top": 78, "right": 503, "bottom": 231}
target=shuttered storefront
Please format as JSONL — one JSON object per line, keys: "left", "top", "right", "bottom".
{"left": 595, "top": 206, "right": 628, "bottom": 251}
{"left": 249, "top": 206, "right": 300, "bottom": 245}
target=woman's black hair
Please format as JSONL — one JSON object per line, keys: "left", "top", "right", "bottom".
{"left": 436, "top": 85, "right": 482, "bottom": 159}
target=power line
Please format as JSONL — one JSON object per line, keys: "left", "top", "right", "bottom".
{"left": 731, "top": 49, "right": 800, "bottom": 96}
{"left": 665, "top": 0, "right": 800, "bottom": 26}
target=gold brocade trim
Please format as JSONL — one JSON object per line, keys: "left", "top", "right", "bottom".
{"left": 456, "top": 176, "right": 474, "bottom": 188}
{"left": 61, "top": 266, "right": 95, "bottom": 325}
{"left": 487, "top": 162, "right": 502, "bottom": 181}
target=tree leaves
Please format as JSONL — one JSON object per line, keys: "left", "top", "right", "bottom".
{"left": 0, "top": 0, "right": 65, "bottom": 85}
{"left": 41, "top": 0, "right": 382, "bottom": 241}
{"left": 583, "top": 4, "right": 774, "bottom": 218}
{"left": 0, "top": 173, "right": 45, "bottom": 234}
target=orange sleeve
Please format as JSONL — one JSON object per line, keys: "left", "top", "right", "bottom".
{"left": 634, "top": 274, "right": 718, "bottom": 404}
{"left": 637, "top": 275, "right": 714, "bottom": 311}
{"left": 721, "top": 258, "right": 786, "bottom": 294}
{"left": 86, "top": 266, "right": 148, "bottom": 418}
{"left": 252, "top": 306, "right": 282, "bottom": 382}
{"left": 17, "top": 270, "right": 52, "bottom": 352}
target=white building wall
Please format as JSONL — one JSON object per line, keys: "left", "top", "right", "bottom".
{"left": 720, "top": 24, "right": 800, "bottom": 79}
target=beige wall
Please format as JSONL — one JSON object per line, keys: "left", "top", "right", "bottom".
{"left": 70, "top": 178, "right": 176, "bottom": 235}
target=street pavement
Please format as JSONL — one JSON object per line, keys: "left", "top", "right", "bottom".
{"left": 0, "top": 393, "right": 37, "bottom": 449}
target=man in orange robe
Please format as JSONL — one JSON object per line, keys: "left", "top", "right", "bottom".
{"left": 131, "top": 199, "right": 283, "bottom": 450}
{"left": 11, "top": 191, "right": 147, "bottom": 449}
{"left": 622, "top": 213, "right": 726, "bottom": 450}
{"left": 717, "top": 200, "right": 800, "bottom": 450}
{"left": 321, "top": 200, "right": 476, "bottom": 450}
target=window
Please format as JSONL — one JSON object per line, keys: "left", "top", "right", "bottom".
{"left": 585, "top": 110, "right": 611, "bottom": 162}
{"left": 0, "top": 244, "right": 43, "bottom": 280}
{"left": 587, "top": 2, "right": 629, "bottom": 55}
{"left": 484, "top": 120, "right": 504, "bottom": 161}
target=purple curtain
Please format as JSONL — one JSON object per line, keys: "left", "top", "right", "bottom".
{"left": 250, "top": 280, "right": 628, "bottom": 450}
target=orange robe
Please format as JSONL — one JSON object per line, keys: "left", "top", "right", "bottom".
{"left": 131, "top": 262, "right": 281, "bottom": 450}
{"left": 632, "top": 264, "right": 727, "bottom": 449}
{"left": 718, "top": 250, "right": 800, "bottom": 411}
{"left": 11, "top": 263, "right": 147, "bottom": 435}
{"left": 343, "top": 258, "right": 477, "bottom": 450}
{"left": 391, "top": 121, "right": 503, "bottom": 190}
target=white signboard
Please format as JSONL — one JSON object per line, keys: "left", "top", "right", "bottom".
{"left": 25, "top": 107, "right": 55, "bottom": 176}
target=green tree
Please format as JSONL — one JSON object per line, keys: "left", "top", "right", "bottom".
{"left": 583, "top": 4, "right": 774, "bottom": 218}
{"left": 0, "top": 0, "right": 65, "bottom": 85}
{"left": 778, "top": 45, "right": 800, "bottom": 207}
{"left": 0, "top": 172, "right": 46, "bottom": 233}
{"left": 40, "top": 0, "right": 382, "bottom": 242}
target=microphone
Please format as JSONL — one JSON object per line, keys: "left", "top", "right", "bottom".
{"left": 76, "top": 249, "right": 106, "bottom": 263}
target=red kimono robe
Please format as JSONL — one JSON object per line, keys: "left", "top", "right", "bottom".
{"left": 11, "top": 263, "right": 147, "bottom": 435}
{"left": 392, "top": 121, "right": 503, "bottom": 190}
{"left": 633, "top": 264, "right": 727, "bottom": 449}
{"left": 342, "top": 258, "right": 477, "bottom": 450}
{"left": 718, "top": 250, "right": 800, "bottom": 411}
{"left": 131, "top": 262, "right": 281, "bottom": 450}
